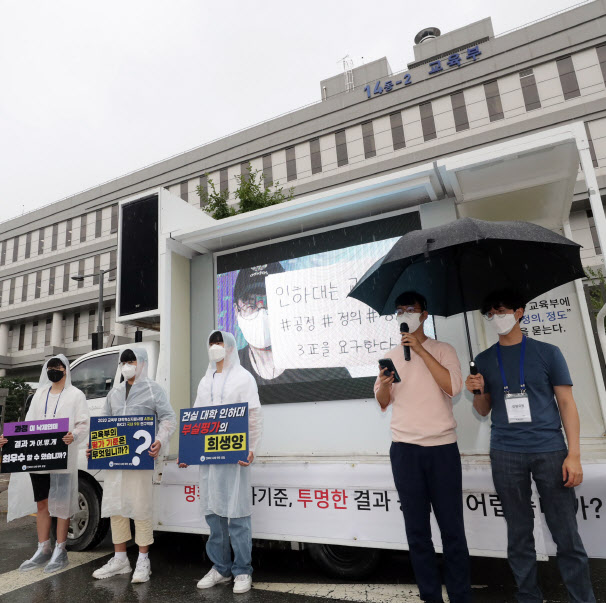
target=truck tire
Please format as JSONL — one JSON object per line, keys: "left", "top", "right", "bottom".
{"left": 51, "top": 473, "right": 109, "bottom": 551}
{"left": 308, "top": 544, "right": 381, "bottom": 579}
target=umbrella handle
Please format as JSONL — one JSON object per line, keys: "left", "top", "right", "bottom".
{"left": 470, "top": 362, "right": 481, "bottom": 395}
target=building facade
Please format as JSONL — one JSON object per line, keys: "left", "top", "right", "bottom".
{"left": 2, "top": 1, "right": 606, "bottom": 378}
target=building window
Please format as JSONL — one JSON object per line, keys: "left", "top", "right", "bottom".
{"left": 93, "top": 255, "right": 101, "bottom": 285}
{"left": 12, "top": 236, "right": 19, "bottom": 263}
{"left": 45, "top": 318, "right": 52, "bottom": 346}
{"left": 286, "top": 147, "right": 297, "bottom": 182}
{"left": 310, "top": 138, "right": 322, "bottom": 174}
{"left": 51, "top": 223, "right": 58, "bottom": 251}
{"left": 63, "top": 263, "right": 71, "bottom": 292}
{"left": 18, "top": 324, "right": 25, "bottom": 351}
{"left": 31, "top": 321, "right": 38, "bottom": 349}
{"left": 35, "top": 271, "right": 41, "bottom": 299}
{"left": 179, "top": 182, "right": 188, "bottom": 203}
{"left": 80, "top": 214, "right": 87, "bottom": 243}
{"left": 420, "top": 102, "right": 437, "bottom": 141}
{"left": 556, "top": 56, "right": 580, "bottom": 100}
{"left": 38, "top": 228, "right": 45, "bottom": 255}
{"left": 598, "top": 44, "right": 606, "bottom": 85}
{"left": 362, "top": 121, "right": 377, "bottom": 159}
{"left": 49, "top": 266, "right": 55, "bottom": 296}
{"left": 0, "top": 281, "right": 3, "bottom": 307}
{"left": 390, "top": 112, "right": 406, "bottom": 150}
{"left": 110, "top": 204, "right": 118, "bottom": 234}
{"left": 484, "top": 80, "right": 504, "bottom": 122}
{"left": 1, "top": 240, "right": 6, "bottom": 266}
{"left": 519, "top": 68, "right": 541, "bottom": 111}
{"left": 451, "top": 91, "right": 469, "bottom": 132}
{"left": 219, "top": 168, "right": 228, "bottom": 194}
{"left": 198, "top": 175, "right": 208, "bottom": 206}
{"left": 88, "top": 310, "right": 96, "bottom": 339}
{"left": 587, "top": 210, "right": 602, "bottom": 256}
{"left": 95, "top": 210, "right": 102, "bottom": 238}
{"left": 73, "top": 313, "right": 80, "bottom": 342}
{"left": 585, "top": 122, "right": 598, "bottom": 168}
{"left": 9, "top": 278, "right": 15, "bottom": 305}
{"left": 78, "top": 260, "right": 85, "bottom": 288}
{"left": 65, "top": 218, "right": 72, "bottom": 248}
{"left": 262, "top": 155, "right": 273, "bottom": 188}
{"left": 335, "top": 130, "right": 348, "bottom": 167}
{"left": 25, "top": 232, "right": 32, "bottom": 259}
{"left": 109, "top": 250, "right": 117, "bottom": 281}
{"left": 21, "top": 274, "right": 28, "bottom": 302}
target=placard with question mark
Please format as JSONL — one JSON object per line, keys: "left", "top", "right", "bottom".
{"left": 88, "top": 415, "right": 156, "bottom": 470}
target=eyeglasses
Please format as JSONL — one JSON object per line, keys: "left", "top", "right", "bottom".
{"left": 395, "top": 306, "right": 420, "bottom": 316}
{"left": 483, "top": 310, "right": 513, "bottom": 321}
{"left": 236, "top": 295, "right": 267, "bottom": 319}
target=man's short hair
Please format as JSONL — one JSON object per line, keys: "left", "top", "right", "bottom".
{"left": 120, "top": 349, "right": 137, "bottom": 363}
{"left": 481, "top": 289, "right": 526, "bottom": 319}
{"left": 47, "top": 357, "right": 66, "bottom": 370}
{"left": 209, "top": 331, "right": 224, "bottom": 345}
{"left": 394, "top": 291, "right": 428, "bottom": 313}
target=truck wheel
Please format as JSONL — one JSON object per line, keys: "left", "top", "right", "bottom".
{"left": 51, "top": 474, "right": 109, "bottom": 551}
{"left": 308, "top": 544, "right": 381, "bottom": 579}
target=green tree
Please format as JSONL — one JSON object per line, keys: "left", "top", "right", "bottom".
{"left": 0, "top": 376, "right": 32, "bottom": 424}
{"left": 197, "top": 164, "right": 294, "bottom": 220}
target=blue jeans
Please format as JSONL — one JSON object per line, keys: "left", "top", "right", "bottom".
{"left": 490, "top": 449, "right": 595, "bottom": 603}
{"left": 390, "top": 442, "right": 471, "bottom": 603}
{"left": 205, "top": 513, "right": 252, "bottom": 577}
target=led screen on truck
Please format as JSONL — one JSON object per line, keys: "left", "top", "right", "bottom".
{"left": 216, "top": 211, "right": 433, "bottom": 404}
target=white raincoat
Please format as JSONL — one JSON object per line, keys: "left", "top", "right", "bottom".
{"left": 7, "top": 354, "right": 90, "bottom": 521}
{"left": 100, "top": 348, "right": 176, "bottom": 521}
{"left": 195, "top": 331, "right": 263, "bottom": 518}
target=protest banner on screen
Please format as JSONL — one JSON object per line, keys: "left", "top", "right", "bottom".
{"left": 1, "top": 418, "right": 69, "bottom": 473}
{"left": 88, "top": 415, "right": 155, "bottom": 470}
{"left": 179, "top": 403, "right": 248, "bottom": 465}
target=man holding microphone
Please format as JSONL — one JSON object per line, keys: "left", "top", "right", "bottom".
{"left": 375, "top": 291, "right": 471, "bottom": 603}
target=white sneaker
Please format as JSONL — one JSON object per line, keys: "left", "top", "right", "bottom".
{"left": 197, "top": 567, "right": 231, "bottom": 589}
{"left": 131, "top": 558, "right": 151, "bottom": 583}
{"left": 233, "top": 574, "right": 252, "bottom": 594}
{"left": 92, "top": 556, "right": 132, "bottom": 579}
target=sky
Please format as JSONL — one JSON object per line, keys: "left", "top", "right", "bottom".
{"left": 0, "top": 0, "right": 588, "bottom": 221}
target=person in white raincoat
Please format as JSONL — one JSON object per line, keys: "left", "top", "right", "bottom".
{"left": 180, "top": 330, "right": 263, "bottom": 595}
{"left": 90, "top": 347, "right": 176, "bottom": 584}
{"left": 1, "top": 355, "right": 89, "bottom": 574}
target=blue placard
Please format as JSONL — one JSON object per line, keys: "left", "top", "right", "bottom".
{"left": 88, "top": 415, "right": 156, "bottom": 470}
{"left": 179, "top": 403, "right": 248, "bottom": 465}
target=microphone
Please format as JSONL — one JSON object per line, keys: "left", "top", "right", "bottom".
{"left": 470, "top": 362, "right": 481, "bottom": 395}
{"left": 400, "top": 322, "right": 411, "bottom": 362}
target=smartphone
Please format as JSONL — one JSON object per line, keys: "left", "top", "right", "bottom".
{"left": 378, "top": 358, "right": 401, "bottom": 383}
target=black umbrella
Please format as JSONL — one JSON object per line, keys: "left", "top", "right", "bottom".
{"left": 348, "top": 217, "right": 584, "bottom": 358}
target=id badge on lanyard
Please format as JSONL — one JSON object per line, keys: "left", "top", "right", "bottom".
{"left": 497, "top": 336, "right": 532, "bottom": 424}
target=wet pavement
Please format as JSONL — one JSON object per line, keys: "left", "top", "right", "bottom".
{"left": 0, "top": 475, "right": 605, "bottom": 603}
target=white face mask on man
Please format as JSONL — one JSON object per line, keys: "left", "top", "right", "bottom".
{"left": 208, "top": 344, "right": 226, "bottom": 363}
{"left": 396, "top": 312, "right": 423, "bottom": 333}
{"left": 121, "top": 364, "right": 137, "bottom": 380}
{"left": 487, "top": 313, "right": 518, "bottom": 336}
{"left": 237, "top": 309, "right": 271, "bottom": 349}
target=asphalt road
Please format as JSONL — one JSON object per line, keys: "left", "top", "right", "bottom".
{"left": 1, "top": 475, "right": 605, "bottom": 602}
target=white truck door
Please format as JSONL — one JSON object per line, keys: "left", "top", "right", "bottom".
{"left": 70, "top": 351, "right": 122, "bottom": 416}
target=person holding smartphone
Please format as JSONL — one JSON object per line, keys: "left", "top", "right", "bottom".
{"left": 375, "top": 291, "right": 470, "bottom": 603}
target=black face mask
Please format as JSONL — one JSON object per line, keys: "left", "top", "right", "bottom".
{"left": 47, "top": 369, "right": 65, "bottom": 383}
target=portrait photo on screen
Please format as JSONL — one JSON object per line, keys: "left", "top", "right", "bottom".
{"left": 215, "top": 211, "right": 434, "bottom": 404}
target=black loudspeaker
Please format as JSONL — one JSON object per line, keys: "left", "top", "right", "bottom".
{"left": 91, "top": 332, "right": 100, "bottom": 351}
{"left": 119, "top": 195, "right": 159, "bottom": 317}
{"left": 135, "top": 330, "right": 143, "bottom": 343}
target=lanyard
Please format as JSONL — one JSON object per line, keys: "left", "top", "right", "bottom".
{"left": 496, "top": 336, "right": 527, "bottom": 394}
{"left": 44, "top": 386, "right": 64, "bottom": 418}
{"left": 210, "top": 369, "right": 231, "bottom": 405}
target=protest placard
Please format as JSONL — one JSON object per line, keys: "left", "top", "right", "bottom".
{"left": 88, "top": 415, "right": 155, "bottom": 470}
{"left": 1, "top": 418, "right": 69, "bottom": 473}
{"left": 179, "top": 403, "right": 248, "bottom": 465}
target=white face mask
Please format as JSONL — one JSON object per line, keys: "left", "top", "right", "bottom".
{"left": 488, "top": 313, "right": 518, "bottom": 336}
{"left": 208, "top": 344, "right": 226, "bottom": 363}
{"left": 396, "top": 312, "right": 423, "bottom": 333}
{"left": 238, "top": 309, "right": 271, "bottom": 349}
{"left": 121, "top": 364, "right": 137, "bottom": 380}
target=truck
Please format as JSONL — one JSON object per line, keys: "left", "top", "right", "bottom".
{"left": 59, "top": 122, "right": 606, "bottom": 577}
